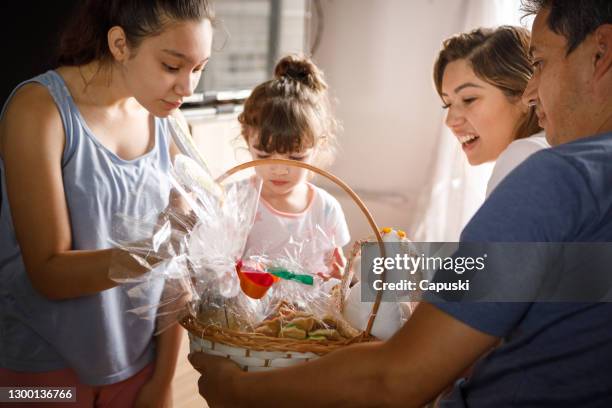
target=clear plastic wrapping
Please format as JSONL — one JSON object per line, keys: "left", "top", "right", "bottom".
{"left": 109, "top": 153, "right": 356, "bottom": 339}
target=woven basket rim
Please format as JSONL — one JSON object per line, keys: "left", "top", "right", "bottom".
{"left": 181, "top": 314, "right": 376, "bottom": 355}
{"left": 184, "top": 159, "right": 386, "bottom": 354}
{"left": 216, "top": 158, "right": 387, "bottom": 336}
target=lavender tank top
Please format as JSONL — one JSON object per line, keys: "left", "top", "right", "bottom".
{"left": 0, "top": 70, "right": 172, "bottom": 385}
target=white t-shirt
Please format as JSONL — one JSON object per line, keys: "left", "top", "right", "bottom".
{"left": 244, "top": 182, "right": 351, "bottom": 275}
{"left": 486, "top": 132, "right": 549, "bottom": 197}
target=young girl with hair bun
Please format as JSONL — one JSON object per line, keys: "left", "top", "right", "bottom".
{"left": 239, "top": 55, "right": 350, "bottom": 279}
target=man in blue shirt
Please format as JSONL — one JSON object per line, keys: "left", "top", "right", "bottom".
{"left": 189, "top": 1, "right": 612, "bottom": 406}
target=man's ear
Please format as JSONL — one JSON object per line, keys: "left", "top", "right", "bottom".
{"left": 593, "top": 24, "right": 612, "bottom": 82}
{"left": 108, "top": 26, "right": 129, "bottom": 62}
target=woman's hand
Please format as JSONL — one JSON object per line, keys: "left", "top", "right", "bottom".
{"left": 133, "top": 378, "right": 173, "bottom": 408}
{"left": 188, "top": 352, "right": 244, "bottom": 408}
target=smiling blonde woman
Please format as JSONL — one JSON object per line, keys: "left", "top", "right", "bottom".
{"left": 434, "top": 26, "right": 549, "bottom": 197}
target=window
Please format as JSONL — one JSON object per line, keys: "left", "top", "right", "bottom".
{"left": 189, "top": 0, "right": 312, "bottom": 103}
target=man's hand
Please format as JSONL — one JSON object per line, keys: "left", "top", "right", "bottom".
{"left": 188, "top": 353, "right": 244, "bottom": 408}
{"left": 186, "top": 303, "right": 500, "bottom": 408}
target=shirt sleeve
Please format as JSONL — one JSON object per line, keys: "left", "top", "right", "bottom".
{"left": 426, "top": 149, "right": 597, "bottom": 337}
{"left": 325, "top": 194, "right": 351, "bottom": 248}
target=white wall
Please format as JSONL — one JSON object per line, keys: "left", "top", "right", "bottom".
{"left": 311, "top": 0, "right": 468, "bottom": 241}
{"left": 190, "top": 0, "right": 528, "bottom": 244}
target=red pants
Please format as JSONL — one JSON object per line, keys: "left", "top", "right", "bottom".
{"left": 0, "top": 363, "right": 154, "bottom": 407}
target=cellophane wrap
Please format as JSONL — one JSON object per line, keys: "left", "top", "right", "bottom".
{"left": 109, "top": 155, "right": 357, "bottom": 340}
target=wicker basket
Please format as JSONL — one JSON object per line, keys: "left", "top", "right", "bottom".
{"left": 181, "top": 158, "right": 387, "bottom": 371}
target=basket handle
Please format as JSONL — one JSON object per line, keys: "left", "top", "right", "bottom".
{"left": 216, "top": 158, "right": 386, "bottom": 337}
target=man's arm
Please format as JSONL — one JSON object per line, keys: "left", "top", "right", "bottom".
{"left": 190, "top": 302, "right": 498, "bottom": 408}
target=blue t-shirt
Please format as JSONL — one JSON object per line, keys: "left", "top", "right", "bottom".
{"left": 430, "top": 132, "right": 612, "bottom": 407}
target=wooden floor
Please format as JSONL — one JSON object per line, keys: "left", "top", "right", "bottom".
{"left": 172, "top": 333, "right": 209, "bottom": 408}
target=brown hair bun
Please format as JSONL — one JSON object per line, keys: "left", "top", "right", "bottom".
{"left": 274, "top": 54, "right": 327, "bottom": 92}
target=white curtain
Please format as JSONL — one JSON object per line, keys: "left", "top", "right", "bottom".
{"left": 412, "top": 0, "right": 529, "bottom": 242}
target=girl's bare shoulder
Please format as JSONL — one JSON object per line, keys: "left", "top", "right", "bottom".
{"left": 1, "top": 81, "right": 64, "bottom": 157}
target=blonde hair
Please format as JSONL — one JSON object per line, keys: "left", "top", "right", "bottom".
{"left": 239, "top": 54, "right": 339, "bottom": 167}
{"left": 433, "top": 26, "right": 541, "bottom": 140}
